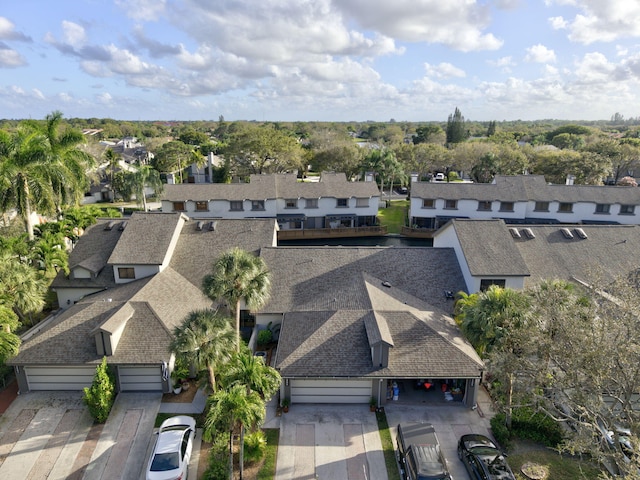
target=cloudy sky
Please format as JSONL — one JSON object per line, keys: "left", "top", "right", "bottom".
{"left": 2, "top": 0, "right": 640, "bottom": 122}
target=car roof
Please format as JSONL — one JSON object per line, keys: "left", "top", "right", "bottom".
{"left": 155, "top": 429, "right": 185, "bottom": 455}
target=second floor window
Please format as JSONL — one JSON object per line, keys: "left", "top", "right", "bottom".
{"left": 195, "top": 201, "right": 208, "bottom": 211}
{"left": 500, "top": 201, "right": 514, "bottom": 212}
{"left": 285, "top": 199, "right": 297, "bottom": 209}
{"left": 620, "top": 204, "right": 636, "bottom": 215}
{"left": 336, "top": 198, "right": 348, "bottom": 207}
{"left": 595, "top": 203, "right": 610, "bottom": 214}
{"left": 251, "top": 200, "right": 265, "bottom": 211}
{"left": 558, "top": 202, "right": 573, "bottom": 213}
{"left": 534, "top": 201, "right": 549, "bottom": 212}
{"left": 305, "top": 198, "right": 318, "bottom": 209}
{"left": 230, "top": 200, "right": 243, "bottom": 211}
{"left": 356, "top": 198, "right": 369, "bottom": 207}
{"left": 422, "top": 199, "right": 435, "bottom": 209}
{"left": 172, "top": 201, "right": 185, "bottom": 211}
{"left": 477, "top": 201, "right": 492, "bottom": 211}
{"left": 444, "top": 199, "right": 457, "bottom": 209}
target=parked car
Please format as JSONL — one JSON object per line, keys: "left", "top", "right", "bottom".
{"left": 146, "top": 415, "right": 196, "bottom": 480}
{"left": 457, "top": 434, "right": 515, "bottom": 480}
{"left": 434, "top": 173, "right": 446, "bottom": 181}
{"left": 396, "top": 423, "right": 451, "bottom": 480}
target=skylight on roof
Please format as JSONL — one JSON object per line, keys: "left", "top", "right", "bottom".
{"left": 560, "top": 228, "right": 574, "bottom": 239}
{"left": 509, "top": 228, "right": 521, "bottom": 239}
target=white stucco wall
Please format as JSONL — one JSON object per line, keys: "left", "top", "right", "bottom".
{"left": 55, "top": 287, "right": 104, "bottom": 309}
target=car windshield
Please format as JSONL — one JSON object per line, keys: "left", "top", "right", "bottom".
{"left": 150, "top": 452, "right": 180, "bottom": 471}
{"left": 472, "top": 448, "right": 512, "bottom": 479}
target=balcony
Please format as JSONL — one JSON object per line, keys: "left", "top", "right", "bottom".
{"left": 277, "top": 225, "right": 387, "bottom": 240}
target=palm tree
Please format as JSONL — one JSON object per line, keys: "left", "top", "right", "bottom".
{"left": 125, "top": 163, "right": 163, "bottom": 212}
{"left": 204, "top": 383, "right": 265, "bottom": 480}
{"left": 0, "top": 251, "right": 46, "bottom": 325}
{"left": 0, "top": 112, "right": 94, "bottom": 240}
{"left": 202, "top": 248, "right": 271, "bottom": 352}
{"left": 219, "top": 348, "right": 281, "bottom": 478}
{"left": 31, "top": 230, "right": 69, "bottom": 276}
{"left": 0, "top": 305, "right": 21, "bottom": 363}
{"left": 103, "top": 148, "right": 121, "bottom": 201}
{"left": 170, "top": 309, "right": 236, "bottom": 394}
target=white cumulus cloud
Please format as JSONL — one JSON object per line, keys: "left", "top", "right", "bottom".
{"left": 525, "top": 44, "right": 557, "bottom": 63}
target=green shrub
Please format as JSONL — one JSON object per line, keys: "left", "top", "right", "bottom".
{"left": 257, "top": 329, "right": 273, "bottom": 346}
{"left": 490, "top": 413, "right": 512, "bottom": 449}
{"left": 204, "top": 431, "right": 231, "bottom": 480}
{"left": 244, "top": 430, "right": 267, "bottom": 463}
{"left": 83, "top": 357, "right": 116, "bottom": 423}
{"left": 511, "top": 407, "right": 564, "bottom": 447}
{"left": 491, "top": 408, "right": 564, "bottom": 450}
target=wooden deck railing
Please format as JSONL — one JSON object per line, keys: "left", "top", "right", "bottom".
{"left": 277, "top": 225, "right": 388, "bottom": 240}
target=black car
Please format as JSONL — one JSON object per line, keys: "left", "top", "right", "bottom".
{"left": 397, "top": 423, "right": 451, "bottom": 480}
{"left": 457, "top": 434, "right": 515, "bottom": 480}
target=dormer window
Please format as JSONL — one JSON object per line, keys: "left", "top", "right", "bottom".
{"left": 422, "top": 199, "right": 435, "bottom": 209}
{"left": 595, "top": 203, "right": 610, "bottom": 214}
{"left": 305, "top": 198, "right": 318, "bottom": 209}
{"left": 336, "top": 198, "right": 348, "bottom": 207}
{"left": 499, "top": 201, "right": 514, "bottom": 212}
{"left": 251, "top": 200, "right": 265, "bottom": 211}
{"left": 118, "top": 267, "right": 135, "bottom": 279}
{"left": 558, "top": 202, "right": 573, "bottom": 213}
{"left": 229, "top": 201, "right": 244, "bottom": 211}
{"left": 285, "top": 199, "right": 297, "bottom": 209}
{"left": 172, "top": 201, "right": 185, "bottom": 212}
{"left": 195, "top": 201, "right": 208, "bottom": 212}
{"left": 477, "top": 201, "right": 492, "bottom": 211}
{"left": 620, "top": 204, "right": 636, "bottom": 215}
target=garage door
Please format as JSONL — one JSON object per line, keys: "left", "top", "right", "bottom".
{"left": 290, "top": 379, "right": 372, "bottom": 404}
{"left": 25, "top": 366, "right": 96, "bottom": 391}
{"left": 118, "top": 366, "right": 163, "bottom": 391}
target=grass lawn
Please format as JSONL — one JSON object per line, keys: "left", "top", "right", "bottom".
{"left": 508, "top": 446, "right": 603, "bottom": 479}
{"left": 378, "top": 200, "right": 408, "bottom": 234}
{"left": 376, "top": 409, "right": 402, "bottom": 480}
{"left": 257, "top": 428, "right": 279, "bottom": 479}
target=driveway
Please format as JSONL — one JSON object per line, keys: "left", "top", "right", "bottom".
{"left": 275, "top": 404, "right": 387, "bottom": 480}
{"left": 274, "top": 387, "right": 496, "bottom": 480}
{"left": 0, "top": 391, "right": 197, "bottom": 480}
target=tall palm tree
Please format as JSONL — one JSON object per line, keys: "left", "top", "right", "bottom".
{"left": 103, "top": 148, "right": 121, "bottom": 201}
{"left": 125, "top": 163, "right": 163, "bottom": 212}
{"left": 0, "top": 112, "right": 94, "bottom": 240}
{"left": 202, "top": 248, "right": 271, "bottom": 352}
{"left": 170, "top": 309, "right": 236, "bottom": 393}
{"left": 31, "top": 230, "right": 69, "bottom": 275}
{"left": 204, "top": 383, "right": 265, "bottom": 480}
{"left": 220, "top": 348, "right": 281, "bottom": 479}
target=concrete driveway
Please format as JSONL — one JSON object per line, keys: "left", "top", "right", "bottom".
{"left": 275, "top": 404, "right": 387, "bottom": 480}
{"left": 274, "top": 388, "right": 496, "bottom": 480}
{"left": 0, "top": 391, "right": 167, "bottom": 480}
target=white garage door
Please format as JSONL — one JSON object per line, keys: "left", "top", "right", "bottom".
{"left": 25, "top": 366, "right": 96, "bottom": 391}
{"left": 290, "top": 379, "right": 372, "bottom": 404}
{"left": 118, "top": 366, "right": 163, "bottom": 391}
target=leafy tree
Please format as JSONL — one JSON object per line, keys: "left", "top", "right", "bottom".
{"left": 445, "top": 107, "right": 469, "bottom": 145}
{"left": 550, "top": 133, "right": 584, "bottom": 150}
{"left": 202, "top": 248, "right": 271, "bottom": 352}
{"left": 31, "top": 230, "right": 68, "bottom": 275}
{"left": 204, "top": 383, "right": 265, "bottom": 480}
{"left": 545, "top": 124, "right": 592, "bottom": 142}
{"left": 152, "top": 140, "right": 194, "bottom": 181}
{"left": 83, "top": 357, "right": 116, "bottom": 423}
{"left": 0, "top": 112, "right": 95, "bottom": 240}
{"left": 177, "top": 127, "right": 209, "bottom": 146}
{"left": 311, "top": 144, "right": 365, "bottom": 180}
{"left": 471, "top": 152, "right": 499, "bottom": 183}
{"left": 413, "top": 124, "right": 445, "bottom": 145}
{"left": 170, "top": 309, "right": 236, "bottom": 393}
{"left": 223, "top": 124, "right": 304, "bottom": 176}
{"left": 529, "top": 149, "right": 609, "bottom": 184}
{"left": 486, "top": 121, "right": 497, "bottom": 137}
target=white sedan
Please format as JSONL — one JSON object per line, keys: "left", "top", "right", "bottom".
{"left": 146, "top": 415, "right": 196, "bottom": 480}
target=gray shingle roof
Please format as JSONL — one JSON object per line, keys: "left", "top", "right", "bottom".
{"left": 512, "top": 224, "right": 640, "bottom": 286}
{"left": 259, "top": 246, "right": 467, "bottom": 314}
{"left": 447, "top": 219, "right": 530, "bottom": 276}
{"left": 411, "top": 175, "right": 640, "bottom": 203}
{"left": 275, "top": 310, "right": 482, "bottom": 378}
{"left": 162, "top": 172, "right": 379, "bottom": 202}
{"left": 64, "top": 219, "right": 124, "bottom": 274}
{"left": 108, "top": 212, "right": 185, "bottom": 265}
{"left": 365, "top": 312, "right": 394, "bottom": 347}
{"left": 169, "top": 218, "right": 277, "bottom": 289}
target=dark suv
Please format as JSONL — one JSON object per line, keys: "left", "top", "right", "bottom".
{"left": 397, "top": 423, "right": 452, "bottom": 480}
